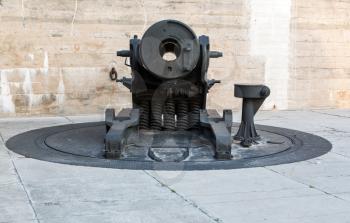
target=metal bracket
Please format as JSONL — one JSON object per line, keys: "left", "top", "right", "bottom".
{"left": 234, "top": 84, "right": 270, "bottom": 147}
{"left": 105, "top": 108, "right": 140, "bottom": 159}
{"left": 200, "top": 109, "right": 232, "bottom": 160}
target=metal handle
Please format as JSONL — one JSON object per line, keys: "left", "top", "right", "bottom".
{"left": 208, "top": 79, "right": 221, "bottom": 90}
{"left": 209, "top": 51, "right": 223, "bottom": 58}
{"left": 116, "top": 50, "right": 131, "bottom": 57}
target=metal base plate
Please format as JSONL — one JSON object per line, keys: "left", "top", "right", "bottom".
{"left": 5, "top": 122, "right": 332, "bottom": 170}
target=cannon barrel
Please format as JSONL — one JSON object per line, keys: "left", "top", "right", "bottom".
{"left": 138, "top": 20, "right": 201, "bottom": 79}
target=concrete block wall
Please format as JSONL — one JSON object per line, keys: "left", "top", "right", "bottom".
{"left": 0, "top": 0, "right": 349, "bottom": 116}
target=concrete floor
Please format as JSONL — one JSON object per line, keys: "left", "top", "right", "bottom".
{"left": 0, "top": 109, "right": 350, "bottom": 223}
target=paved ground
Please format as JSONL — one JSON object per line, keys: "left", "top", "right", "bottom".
{"left": 0, "top": 109, "right": 350, "bottom": 223}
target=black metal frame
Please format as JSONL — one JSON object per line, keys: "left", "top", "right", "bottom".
{"left": 105, "top": 19, "right": 232, "bottom": 159}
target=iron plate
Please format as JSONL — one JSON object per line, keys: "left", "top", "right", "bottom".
{"left": 5, "top": 122, "right": 332, "bottom": 170}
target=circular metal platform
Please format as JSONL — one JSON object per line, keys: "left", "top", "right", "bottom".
{"left": 5, "top": 122, "right": 331, "bottom": 170}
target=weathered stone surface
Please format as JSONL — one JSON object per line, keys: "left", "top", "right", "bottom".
{"left": 289, "top": 0, "right": 350, "bottom": 109}
{"left": 0, "top": 0, "right": 350, "bottom": 116}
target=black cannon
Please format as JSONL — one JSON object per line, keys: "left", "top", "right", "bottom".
{"left": 105, "top": 20, "right": 233, "bottom": 160}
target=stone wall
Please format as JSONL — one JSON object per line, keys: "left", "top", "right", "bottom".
{"left": 0, "top": 0, "right": 349, "bottom": 116}
{"left": 289, "top": 0, "right": 350, "bottom": 108}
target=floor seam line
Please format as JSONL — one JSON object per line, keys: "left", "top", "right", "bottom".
{"left": 0, "top": 131, "right": 5, "bottom": 143}
{"left": 62, "top": 116, "right": 74, "bottom": 123}
{"left": 264, "top": 167, "right": 348, "bottom": 202}
{"left": 7, "top": 151, "right": 41, "bottom": 223}
{"left": 332, "top": 151, "right": 350, "bottom": 159}
{"left": 311, "top": 110, "right": 350, "bottom": 119}
{"left": 143, "top": 170, "right": 222, "bottom": 223}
